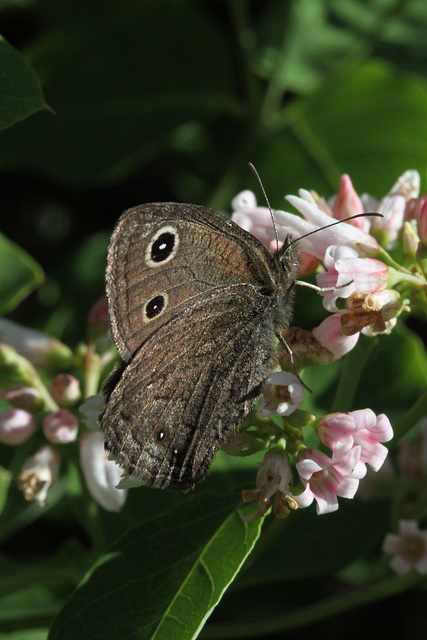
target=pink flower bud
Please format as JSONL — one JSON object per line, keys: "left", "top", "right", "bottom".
{"left": 43, "top": 409, "right": 79, "bottom": 443}
{"left": 0, "top": 319, "right": 72, "bottom": 369}
{"left": 406, "top": 193, "right": 427, "bottom": 246}
{"left": 87, "top": 296, "right": 110, "bottom": 340}
{"left": 333, "top": 174, "right": 366, "bottom": 228}
{"left": 1, "top": 386, "right": 40, "bottom": 410}
{"left": 49, "top": 374, "right": 81, "bottom": 407}
{"left": 0, "top": 408, "right": 37, "bottom": 444}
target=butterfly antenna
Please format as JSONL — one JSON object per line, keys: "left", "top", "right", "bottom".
{"left": 249, "top": 162, "right": 280, "bottom": 252}
{"left": 287, "top": 212, "right": 383, "bottom": 248}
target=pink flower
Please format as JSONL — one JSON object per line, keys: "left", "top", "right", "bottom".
{"left": 370, "top": 194, "right": 406, "bottom": 245}
{"left": 43, "top": 409, "right": 79, "bottom": 443}
{"left": 382, "top": 520, "right": 427, "bottom": 575}
{"left": 258, "top": 371, "right": 305, "bottom": 417}
{"left": 50, "top": 374, "right": 81, "bottom": 407}
{"left": 17, "top": 446, "right": 60, "bottom": 507}
{"left": 80, "top": 431, "right": 127, "bottom": 512}
{"left": 312, "top": 314, "right": 359, "bottom": 360}
{"left": 317, "top": 245, "right": 389, "bottom": 313}
{"left": 231, "top": 190, "right": 281, "bottom": 252}
{"left": 242, "top": 450, "right": 297, "bottom": 520}
{"left": 0, "top": 408, "right": 37, "bottom": 444}
{"left": 362, "top": 169, "right": 420, "bottom": 246}
{"left": 318, "top": 409, "right": 393, "bottom": 475}
{"left": 294, "top": 447, "right": 361, "bottom": 515}
{"left": 276, "top": 189, "right": 379, "bottom": 259}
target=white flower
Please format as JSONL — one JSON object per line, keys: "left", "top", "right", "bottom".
{"left": 80, "top": 431, "right": 127, "bottom": 512}
{"left": 258, "top": 371, "right": 305, "bottom": 417}
{"left": 17, "top": 446, "right": 60, "bottom": 507}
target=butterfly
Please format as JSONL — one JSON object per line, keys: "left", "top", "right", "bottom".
{"left": 100, "top": 201, "right": 300, "bottom": 491}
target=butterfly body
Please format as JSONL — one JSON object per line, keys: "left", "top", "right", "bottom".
{"left": 101, "top": 203, "right": 299, "bottom": 491}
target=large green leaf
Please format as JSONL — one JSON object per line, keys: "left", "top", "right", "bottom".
{"left": 48, "top": 491, "right": 263, "bottom": 640}
{"left": 0, "top": 36, "right": 48, "bottom": 131}
{"left": 0, "top": 3, "right": 236, "bottom": 185}
{"left": 0, "top": 232, "right": 44, "bottom": 314}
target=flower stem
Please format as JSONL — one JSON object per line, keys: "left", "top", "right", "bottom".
{"left": 331, "top": 336, "right": 376, "bottom": 412}
{"left": 392, "top": 386, "right": 427, "bottom": 441}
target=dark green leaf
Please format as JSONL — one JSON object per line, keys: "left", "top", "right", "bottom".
{"left": 0, "top": 233, "right": 44, "bottom": 314}
{"left": 0, "top": 36, "right": 48, "bottom": 131}
{"left": 48, "top": 491, "right": 262, "bottom": 640}
{"left": 0, "top": 4, "right": 235, "bottom": 185}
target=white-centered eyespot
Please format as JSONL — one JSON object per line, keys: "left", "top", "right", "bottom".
{"left": 145, "top": 225, "right": 179, "bottom": 267}
{"left": 142, "top": 292, "right": 168, "bottom": 323}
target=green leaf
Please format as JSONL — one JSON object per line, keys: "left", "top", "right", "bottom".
{"left": 0, "top": 631, "right": 48, "bottom": 640}
{"left": 0, "top": 3, "right": 235, "bottom": 185}
{"left": 244, "top": 59, "right": 427, "bottom": 209}
{"left": 289, "top": 59, "right": 427, "bottom": 195}
{"left": 0, "top": 232, "right": 44, "bottom": 314}
{"left": 0, "top": 36, "right": 48, "bottom": 131}
{"left": 48, "top": 491, "right": 263, "bottom": 640}
{"left": 256, "top": 0, "right": 354, "bottom": 93}
{"left": 0, "top": 584, "right": 62, "bottom": 630}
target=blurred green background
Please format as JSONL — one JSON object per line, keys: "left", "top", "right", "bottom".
{"left": 1, "top": 1, "right": 427, "bottom": 639}
{"left": 2, "top": 0, "right": 427, "bottom": 348}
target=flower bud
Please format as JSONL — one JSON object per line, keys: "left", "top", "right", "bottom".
{"left": 17, "top": 446, "right": 60, "bottom": 506}
{"left": 1, "top": 386, "right": 40, "bottom": 410}
{"left": 49, "top": 374, "right": 81, "bottom": 407}
{"left": 80, "top": 431, "right": 127, "bottom": 512}
{"left": 222, "top": 431, "right": 262, "bottom": 456}
{"left": 87, "top": 296, "right": 110, "bottom": 341}
{"left": 43, "top": 409, "right": 79, "bottom": 443}
{"left": 333, "top": 174, "right": 366, "bottom": 228}
{"left": 402, "top": 221, "right": 420, "bottom": 259}
{"left": 0, "top": 319, "right": 73, "bottom": 369}
{"left": 0, "top": 408, "right": 37, "bottom": 444}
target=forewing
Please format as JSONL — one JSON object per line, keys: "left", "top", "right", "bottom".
{"left": 106, "top": 202, "right": 278, "bottom": 361}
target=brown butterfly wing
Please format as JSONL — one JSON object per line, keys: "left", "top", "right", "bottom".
{"left": 101, "top": 202, "right": 294, "bottom": 490}
{"left": 106, "top": 202, "right": 279, "bottom": 361}
{"left": 102, "top": 292, "right": 278, "bottom": 490}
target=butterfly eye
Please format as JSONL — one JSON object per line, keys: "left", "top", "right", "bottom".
{"left": 145, "top": 225, "right": 179, "bottom": 267}
{"left": 156, "top": 429, "right": 166, "bottom": 441}
{"left": 143, "top": 293, "right": 168, "bottom": 322}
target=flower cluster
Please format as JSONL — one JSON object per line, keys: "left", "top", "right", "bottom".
{"left": 233, "top": 169, "right": 427, "bottom": 519}
{"left": 0, "top": 309, "right": 125, "bottom": 511}
{"left": 232, "top": 170, "right": 425, "bottom": 360}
